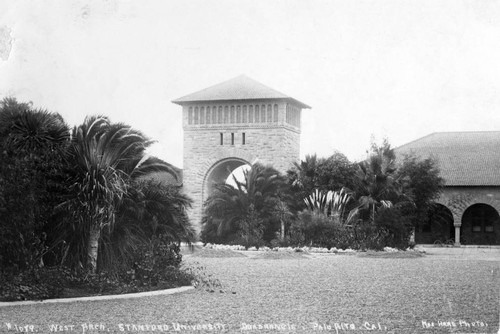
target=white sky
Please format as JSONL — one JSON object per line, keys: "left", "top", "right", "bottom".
{"left": 1, "top": 0, "right": 499, "bottom": 168}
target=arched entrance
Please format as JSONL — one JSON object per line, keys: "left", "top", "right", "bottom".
{"left": 461, "top": 203, "right": 500, "bottom": 245}
{"left": 203, "top": 158, "right": 251, "bottom": 202}
{"left": 417, "top": 203, "right": 454, "bottom": 244}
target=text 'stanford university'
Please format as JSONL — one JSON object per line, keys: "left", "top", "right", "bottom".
{"left": 173, "top": 75, "right": 310, "bottom": 231}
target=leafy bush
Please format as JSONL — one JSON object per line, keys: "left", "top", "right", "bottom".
{"left": 128, "top": 236, "right": 185, "bottom": 287}
{"left": 0, "top": 267, "right": 71, "bottom": 301}
{"left": 200, "top": 216, "right": 241, "bottom": 245}
{"left": 349, "top": 220, "right": 386, "bottom": 251}
{"left": 374, "top": 207, "right": 413, "bottom": 249}
{"left": 291, "top": 210, "right": 353, "bottom": 249}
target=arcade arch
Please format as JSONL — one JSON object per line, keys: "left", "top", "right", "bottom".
{"left": 461, "top": 203, "right": 500, "bottom": 245}
{"left": 417, "top": 203, "right": 454, "bottom": 244}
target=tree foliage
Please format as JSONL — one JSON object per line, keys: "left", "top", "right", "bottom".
{"left": 396, "top": 153, "right": 444, "bottom": 229}
{"left": 202, "top": 163, "right": 286, "bottom": 247}
{"left": 0, "top": 97, "right": 70, "bottom": 271}
{"left": 287, "top": 152, "right": 357, "bottom": 213}
{"left": 58, "top": 116, "right": 188, "bottom": 273}
{"left": 0, "top": 98, "right": 193, "bottom": 275}
{"left": 350, "top": 139, "right": 406, "bottom": 222}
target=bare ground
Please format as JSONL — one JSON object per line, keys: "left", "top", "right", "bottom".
{"left": 0, "top": 247, "right": 498, "bottom": 334}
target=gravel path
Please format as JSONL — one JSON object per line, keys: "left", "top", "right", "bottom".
{"left": 1, "top": 249, "right": 498, "bottom": 334}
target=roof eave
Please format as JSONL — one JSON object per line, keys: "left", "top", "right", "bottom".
{"left": 172, "top": 97, "right": 310, "bottom": 109}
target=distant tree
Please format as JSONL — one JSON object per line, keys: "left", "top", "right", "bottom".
{"left": 395, "top": 153, "right": 444, "bottom": 229}
{"left": 287, "top": 153, "right": 357, "bottom": 213}
{"left": 287, "top": 154, "right": 321, "bottom": 193}
{"left": 350, "top": 139, "right": 406, "bottom": 223}
{"left": 316, "top": 152, "right": 357, "bottom": 192}
{"left": 272, "top": 197, "right": 293, "bottom": 240}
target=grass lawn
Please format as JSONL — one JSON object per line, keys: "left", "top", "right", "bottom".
{"left": 1, "top": 247, "right": 498, "bottom": 333}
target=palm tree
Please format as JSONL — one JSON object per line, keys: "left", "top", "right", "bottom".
{"left": 0, "top": 98, "right": 70, "bottom": 153}
{"left": 0, "top": 98, "right": 70, "bottom": 269}
{"left": 272, "top": 198, "right": 292, "bottom": 240}
{"left": 61, "top": 116, "right": 179, "bottom": 273}
{"left": 99, "top": 179, "right": 194, "bottom": 270}
{"left": 203, "top": 163, "right": 285, "bottom": 247}
{"left": 288, "top": 154, "right": 320, "bottom": 192}
{"left": 350, "top": 140, "right": 403, "bottom": 223}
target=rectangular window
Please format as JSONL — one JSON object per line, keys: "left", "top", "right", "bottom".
{"left": 231, "top": 133, "right": 234, "bottom": 145}
{"left": 220, "top": 133, "right": 223, "bottom": 145}
{"left": 242, "top": 133, "right": 246, "bottom": 145}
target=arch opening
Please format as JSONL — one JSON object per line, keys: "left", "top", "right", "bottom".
{"left": 203, "top": 158, "right": 251, "bottom": 202}
{"left": 225, "top": 164, "right": 252, "bottom": 189}
{"left": 416, "top": 203, "right": 454, "bottom": 244}
{"left": 461, "top": 203, "right": 500, "bottom": 245}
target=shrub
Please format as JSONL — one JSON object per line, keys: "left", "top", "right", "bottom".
{"left": 293, "top": 210, "right": 352, "bottom": 249}
{"left": 129, "top": 235, "right": 184, "bottom": 287}
{"left": 350, "top": 220, "right": 386, "bottom": 251}
{"left": 374, "top": 207, "right": 413, "bottom": 249}
{"left": 200, "top": 216, "right": 241, "bottom": 245}
{"left": 0, "top": 267, "right": 71, "bottom": 301}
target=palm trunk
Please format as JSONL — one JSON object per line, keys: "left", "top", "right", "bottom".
{"left": 88, "top": 226, "right": 100, "bottom": 273}
{"left": 372, "top": 203, "right": 376, "bottom": 223}
{"left": 280, "top": 219, "right": 285, "bottom": 240}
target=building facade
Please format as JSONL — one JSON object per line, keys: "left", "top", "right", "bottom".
{"left": 395, "top": 131, "right": 500, "bottom": 245}
{"left": 172, "top": 75, "right": 310, "bottom": 232}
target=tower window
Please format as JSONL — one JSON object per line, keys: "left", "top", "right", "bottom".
{"left": 242, "top": 132, "right": 246, "bottom": 145}
{"left": 188, "top": 107, "right": 193, "bottom": 124}
{"left": 220, "top": 133, "right": 223, "bottom": 145}
{"left": 205, "top": 107, "right": 211, "bottom": 124}
{"left": 267, "top": 104, "right": 272, "bottom": 122}
{"left": 200, "top": 107, "right": 205, "bottom": 125}
{"left": 231, "top": 133, "right": 234, "bottom": 145}
{"left": 236, "top": 105, "right": 241, "bottom": 123}
{"left": 230, "top": 106, "right": 235, "bottom": 123}
{"left": 248, "top": 105, "right": 253, "bottom": 123}
{"left": 212, "top": 106, "right": 217, "bottom": 123}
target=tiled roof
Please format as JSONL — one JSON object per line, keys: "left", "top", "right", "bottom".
{"left": 172, "top": 75, "right": 310, "bottom": 109}
{"left": 394, "top": 131, "right": 500, "bottom": 186}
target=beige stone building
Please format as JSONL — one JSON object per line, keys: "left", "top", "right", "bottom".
{"left": 395, "top": 131, "right": 500, "bottom": 245}
{"left": 172, "top": 75, "right": 310, "bottom": 232}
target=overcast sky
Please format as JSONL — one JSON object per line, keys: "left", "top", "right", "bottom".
{"left": 1, "top": 0, "right": 499, "bottom": 168}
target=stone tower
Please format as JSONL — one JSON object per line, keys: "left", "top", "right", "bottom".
{"left": 172, "top": 75, "right": 310, "bottom": 233}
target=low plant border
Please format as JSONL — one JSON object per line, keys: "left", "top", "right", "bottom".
{"left": 202, "top": 243, "right": 426, "bottom": 254}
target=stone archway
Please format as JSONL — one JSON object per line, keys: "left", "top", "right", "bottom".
{"left": 461, "top": 203, "right": 500, "bottom": 245}
{"left": 202, "top": 157, "right": 251, "bottom": 206}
